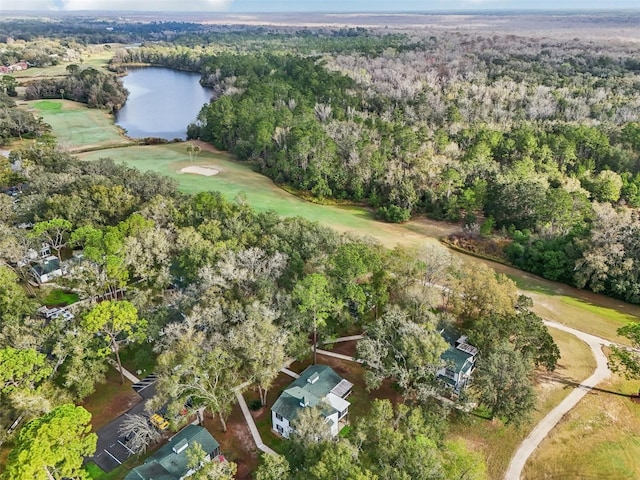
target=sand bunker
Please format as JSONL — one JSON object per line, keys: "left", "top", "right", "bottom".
{"left": 180, "top": 165, "right": 220, "bottom": 176}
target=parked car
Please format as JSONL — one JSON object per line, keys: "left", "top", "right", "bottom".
{"left": 150, "top": 413, "right": 169, "bottom": 430}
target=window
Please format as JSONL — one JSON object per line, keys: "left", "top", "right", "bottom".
{"left": 275, "top": 413, "right": 284, "bottom": 422}
{"left": 276, "top": 425, "right": 283, "bottom": 434}
{"left": 339, "top": 409, "right": 347, "bottom": 419}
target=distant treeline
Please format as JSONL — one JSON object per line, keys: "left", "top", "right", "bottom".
{"left": 111, "top": 30, "right": 640, "bottom": 303}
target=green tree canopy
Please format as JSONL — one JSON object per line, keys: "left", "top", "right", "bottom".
{"left": 3, "top": 404, "right": 96, "bottom": 480}
{"left": 82, "top": 300, "right": 146, "bottom": 384}
{"left": 0, "top": 347, "right": 51, "bottom": 394}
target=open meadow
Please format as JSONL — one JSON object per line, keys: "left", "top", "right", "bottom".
{"left": 523, "top": 372, "right": 640, "bottom": 479}
{"left": 448, "top": 327, "right": 597, "bottom": 479}
{"left": 12, "top": 46, "right": 116, "bottom": 81}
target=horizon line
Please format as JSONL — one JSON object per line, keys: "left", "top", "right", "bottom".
{"left": 2, "top": 8, "right": 640, "bottom": 14}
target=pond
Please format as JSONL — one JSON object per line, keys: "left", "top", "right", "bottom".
{"left": 116, "top": 67, "right": 212, "bottom": 140}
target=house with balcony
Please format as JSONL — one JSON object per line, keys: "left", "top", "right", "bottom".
{"left": 437, "top": 333, "right": 478, "bottom": 394}
{"left": 124, "top": 424, "right": 222, "bottom": 480}
{"left": 271, "top": 365, "right": 353, "bottom": 439}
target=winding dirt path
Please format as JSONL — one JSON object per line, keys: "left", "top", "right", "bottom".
{"left": 505, "top": 320, "right": 614, "bottom": 479}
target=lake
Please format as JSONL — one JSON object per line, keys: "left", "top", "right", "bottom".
{"left": 116, "top": 67, "right": 212, "bottom": 140}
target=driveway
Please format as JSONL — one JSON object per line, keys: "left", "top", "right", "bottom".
{"left": 89, "top": 376, "right": 157, "bottom": 473}
{"left": 504, "top": 321, "right": 613, "bottom": 479}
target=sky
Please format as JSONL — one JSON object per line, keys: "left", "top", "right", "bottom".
{"left": 2, "top": 0, "right": 639, "bottom": 12}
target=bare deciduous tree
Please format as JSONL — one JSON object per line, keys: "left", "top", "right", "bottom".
{"left": 118, "top": 414, "right": 161, "bottom": 454}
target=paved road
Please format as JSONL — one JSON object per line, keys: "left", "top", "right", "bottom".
{"left": 504, "top": 320, "right": 613, "bottom": 479}
{"left": 89, "top": 380, "right": 157, "bottom": 472}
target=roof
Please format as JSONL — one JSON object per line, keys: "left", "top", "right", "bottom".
{"left": 330, "top": 379, "right": 354, "bottom": 398}
{"left": 124, "top": 425, "right": 219, "bottom": 480}
{"left": 32, "top": 256, "right": 61, "bottom": 276}
{"left": 272, "top": 365, "right": 349, "bottom": 421}
{"left": 441, "top": 346, "right": 474, "bottom": 373}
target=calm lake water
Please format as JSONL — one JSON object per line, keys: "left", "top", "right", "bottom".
{"left": 116, "top": 67, "right": 212, "bottom": 140}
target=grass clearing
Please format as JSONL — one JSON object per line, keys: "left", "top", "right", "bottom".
{"left": 26, "top": 99, "right": 132, "bottom": 151}
{"left": 528, "top": 292, "right": 637, "bottom": 345}
{"left": 40, "top": 288, "right": 79, "bottom": 306}
{"left": 448, "top": 327, "right": 596, "bottom": 479}
{"left": 80, "top": 367, "right": 140, "bottom": 432}
{"left": 13, "top": 47, "right": 115, "bottom": 81}
{"left": 523, "top": 374, "right": 640, "bottom": 480}
{"left": 78, "top": 142, "right": 454, "bottom": 248}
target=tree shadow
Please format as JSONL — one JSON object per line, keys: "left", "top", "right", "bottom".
{"left": 538, "top": 373, "right": 639, "bottom": 398}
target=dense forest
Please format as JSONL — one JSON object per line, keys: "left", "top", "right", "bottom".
{"left": 24, "top": 67, "right": 128, "bottom": 112}
{"left": 1, "top": 16, "right": 640, "bottom": 479}
{"left": 107, "top": 28, "right": 640, "bottom": 303}
{"left": 0, "top": 136, "right": 556, "bottom": 478}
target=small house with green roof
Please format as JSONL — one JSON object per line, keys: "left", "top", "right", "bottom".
{"left": 272, "top": 365, "right": 353, "bottom": 439}
{"left": 124, "top": 424, "right": 221, "bottom": 480}
{"left": 437, "top": 333, "right": 478, "bottom": 393}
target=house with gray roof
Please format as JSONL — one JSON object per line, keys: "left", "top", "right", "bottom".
{"left": 437, "top": 333, "right": 478, "bottom": 393}
{"left": 31, "top": 255, "right": 64, "bottom": 284}
{"left": 271, "top": 365, "right": 353, "bottom": 439}
{"left": 124, "top": 424, "right": 221, "bottom": 480}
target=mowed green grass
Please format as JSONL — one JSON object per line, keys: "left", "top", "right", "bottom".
{"left": 27, "top": 100, "right": 133, "bottom": 150}
{"left": 77, "top": 143, "right": 451, "bottom": 248}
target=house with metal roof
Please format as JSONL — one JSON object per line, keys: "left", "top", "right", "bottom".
{"left": 437, "top": 333, "right": 478, "bottom": 393}
{"left": 124, "top": 424, "right": 221, "bottom": 480}
{"left": 31, "top": 255, "right": 64, "bottom": 284}
{"left": 271, "top": 365, "right": 353, "bottom": 439}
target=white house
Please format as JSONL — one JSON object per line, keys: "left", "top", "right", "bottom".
{"left": 271, "top": 365, "right": 353, "bottom": 439}
{"left": 124, "top": 424, "right": 222, "bottom": 480}
{"left": 31, "top": 255, "right": 64, "bottom": 284}
{"left": 437, "top": 334, "right": 478, "bottom": 393}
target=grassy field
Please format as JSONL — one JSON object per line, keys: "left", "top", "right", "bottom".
{"left": 13, "top": 47, "right": 115, "bottom": 81}
{"left": 25, "top": 100, "right": 133, "bottom": 151}
{"left": 523, "top": 373, "right": 640, "bottom": 479}
{"left": 77, "top": 143, "right": 454, "bottom": 248}
{"left": 40, "top": 288, "right": 80, "bottom": 306}
{"left": 448, "top": 327, "right": 597, "bottom": 480}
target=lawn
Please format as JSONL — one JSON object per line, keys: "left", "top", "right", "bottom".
{"left": 448, "top": 327, "right": 597, "bottom": 480}
{"left": 527, "top": 292, "right": 638, "bottom": 345}
{"left": 523, "top": 373, "right": 640, "bottom": 479}
{"left": 78, "top": 142, "right": 454, "bottom": 249}
{"left": 40, "top": 288, "right": 80, "bottom": 306}
{"left": 25, "top": 99, "right": 133, "bottom": 151}
{"left": 80, "top": 367, "right": 141, "bottom": 431}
